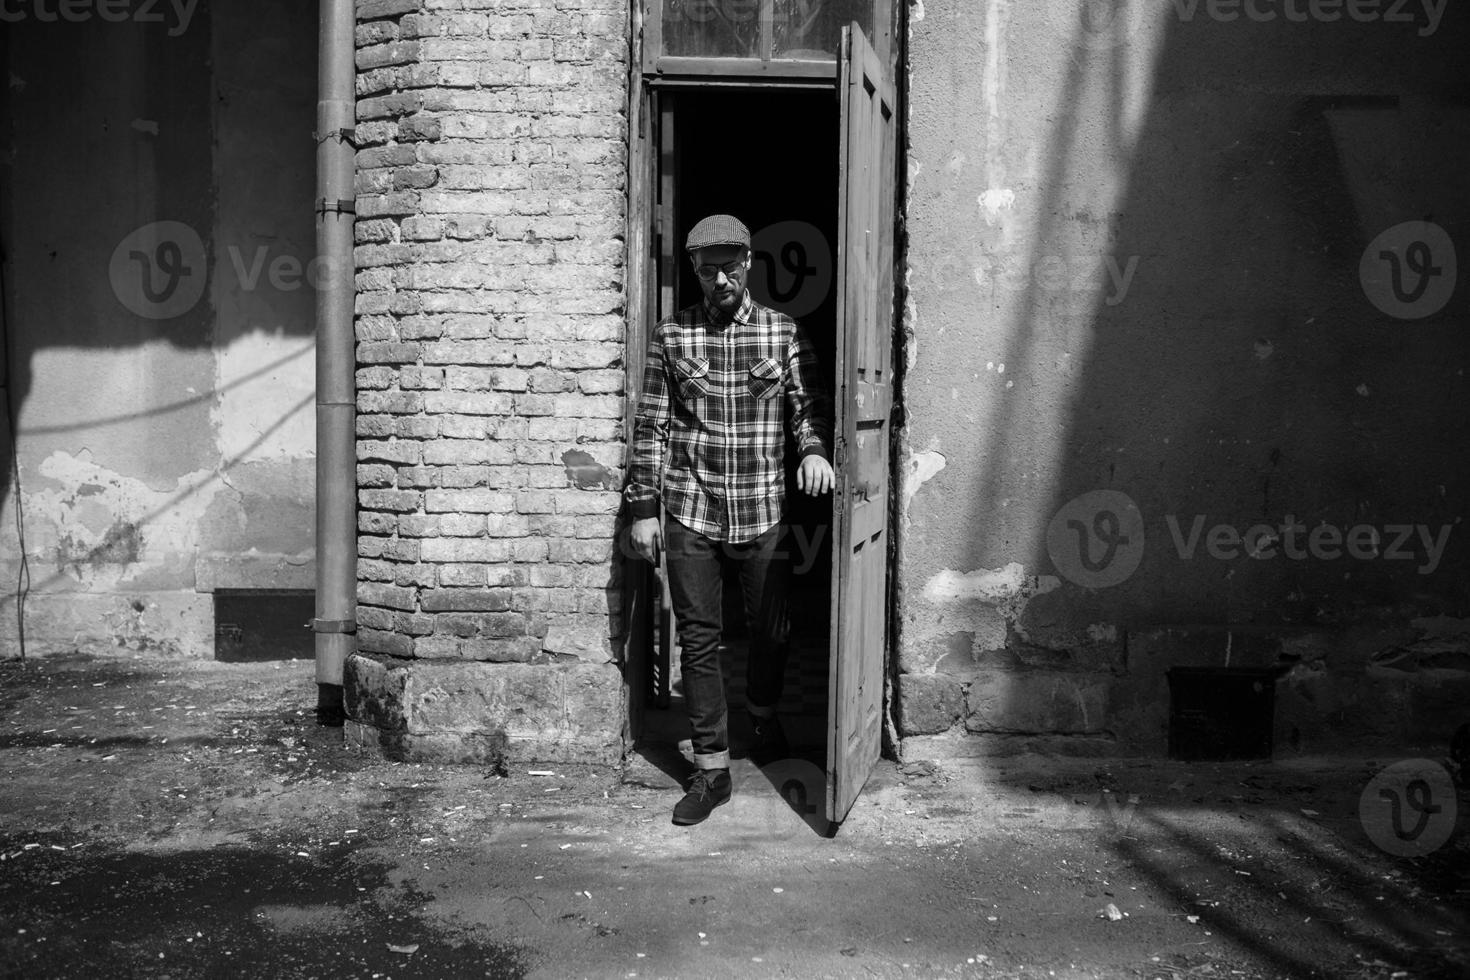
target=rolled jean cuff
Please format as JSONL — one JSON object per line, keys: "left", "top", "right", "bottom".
{"left": 692, "top": 750, "right": 730, "bottom": 770}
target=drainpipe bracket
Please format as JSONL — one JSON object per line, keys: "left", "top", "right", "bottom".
{"left": 313, "top": 127, "right": 358, "bottom": 148}
{"left": 315, "top": 198, "right": 356, "bottom": 217}
{"left": 309, "top": 618, "right": 357, "bottom": 634}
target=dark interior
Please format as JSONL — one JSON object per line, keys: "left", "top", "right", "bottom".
{"left": 647, "top": 86, "right": 841, "bottom": 756}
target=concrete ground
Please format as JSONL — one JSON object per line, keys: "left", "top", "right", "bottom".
{"left": 1, "top": 653, "right": 1466, "bottom": 980}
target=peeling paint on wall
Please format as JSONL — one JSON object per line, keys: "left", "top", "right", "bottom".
{"left": 923, "top": 562, "right": 1059, "bottom": 608}
{"left": 902, "top": 448, "right": 947, "bottom": 520}
{"left": 26, "top": 450, "right": 225, "bottom": 592}
{"left": 978, "top": 188, "right": 1015, "bottom": 226}
{"left": 561, "top": 449, "right": 615, "bottom": 490}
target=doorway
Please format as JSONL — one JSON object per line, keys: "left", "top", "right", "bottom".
{"left": 625, "top": 22, "right": 898, "bottom": 827}
{"left": 638, "top": 86, "right": 841, "bottom": 764}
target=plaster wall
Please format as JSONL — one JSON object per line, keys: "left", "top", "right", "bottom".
{"left": 0, "top": 1, "right": 317, "bottom": 657}
{"left": 896, "top": 1, "right": 1470, "bottom": 755}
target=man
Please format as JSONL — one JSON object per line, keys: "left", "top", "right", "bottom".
{"left": 625, "top": 213, "right": 834, "bottom": 826}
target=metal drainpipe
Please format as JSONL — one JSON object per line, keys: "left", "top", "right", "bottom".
{"left": 313, "top": 0, "right": 357, "bottom": 725}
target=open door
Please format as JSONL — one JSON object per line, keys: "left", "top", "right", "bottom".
{"left": 826, "top": 23, "right": 897, "bottom": 825}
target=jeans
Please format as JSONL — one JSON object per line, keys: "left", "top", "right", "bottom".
{"left": 665, "top": 515, "right": 792, "bottom": 770}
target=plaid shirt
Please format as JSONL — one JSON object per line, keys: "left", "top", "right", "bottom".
{"left": 625, "top": 291, "right": 832, "bottom": 544}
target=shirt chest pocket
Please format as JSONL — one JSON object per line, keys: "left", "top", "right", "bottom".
{"left": 748, "top": 357, "right": 783, "bottom": 400}
{"left": 673, "top": 355, "right": 709, "bottom": 401}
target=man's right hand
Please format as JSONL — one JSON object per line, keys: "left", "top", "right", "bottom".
{"left": 630, "top": 517, "right": 662, "bottom": 564}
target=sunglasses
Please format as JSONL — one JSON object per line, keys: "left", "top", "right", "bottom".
{"left": 693, "top": 258, "right": 746, "bottom": 282}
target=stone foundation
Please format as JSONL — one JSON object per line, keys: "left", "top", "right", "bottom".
{"left": 345, "top": 653, "right": 625, "bottom": 764}
{"left": 898, "top": 618, "right": 1470, "bottom": 759}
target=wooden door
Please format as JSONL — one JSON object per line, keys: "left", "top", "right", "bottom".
{"left": 826, "top": 23, "right": 896, "bottom": 825}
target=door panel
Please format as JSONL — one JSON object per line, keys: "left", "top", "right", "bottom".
{"left": 827, "top": 23, "right": 896, "bottom": 825}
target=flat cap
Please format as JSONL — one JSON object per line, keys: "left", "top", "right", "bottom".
{"left": 685, "top": 214, "right": 750, "bottom": 252}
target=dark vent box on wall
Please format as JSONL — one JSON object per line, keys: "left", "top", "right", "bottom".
{"left": 214, "top": 591, "right": 315, "bottom": 663}
{"left": 1167, "top": 666, "right": 1278, "bottom": 761}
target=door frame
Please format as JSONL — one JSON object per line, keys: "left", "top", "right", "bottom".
{"left": 622, "top": 13, "right": 904, "bottom": 828}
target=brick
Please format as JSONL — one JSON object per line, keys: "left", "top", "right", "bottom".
{"left": 359, "top": 512, "right": 398, "bottom": 535}
{"left": 394, "top": 612, "right": 437, "bottom": 637}
{"left": 357, "top": 366, "right": 394, "bottom": 389}
{"left": 360, "top": 341, "right": 422, "bottom": 364}
{"left": 422, "top": 441, "right": 515, "bottom": 466}
{"left": 549, "top": 539, "right": 610, "bottom": 563}
{"left": 359, "top": 489, "right": 422, "bottom": 512}
{"left": 357, "top": 605, "right": 393, "bottom": 631}
{"left": 421, "top": 589, "right": 513, "bottom": 612}
{"left": 526, "top": 368, "right": 573, "bottom": 393}
{"left": 514, "top": 394, "right": 557, "bottom": 416}
{"left": 553, "top": 394, "right": 622, "bottom": 418}
{"left": 557, "top": 491, "right": 620, "bottom": 515}
{"left": 423, "top": 391, "right": 515, "bottom": 415}
{"left": 512, "top": 538, "right": 550, "bottom": 562}
{"left": 528, "top": 565, "right": 575, "bottom": 588}
{"left": 384, "top": 539, "right": 421, "bottom": 562}
{"left": 400, "top": 366, "right": 445, "bottom": 389}
{"left": 437, "top": 514, "right": 489, "bottom": 536}
{"left": 359, "top": 559, "right": 395, "bottom": 582}
{"left": 393, "top": 566, "right": 438, "bottom": 590}
{"left": 578, "top": 370, "right": 623, "bottom": 394}
{"left": 435, "top": 612, "right": 527, "bottom": 638}
{"left": 357, "top": 464, "right": 395, "bottom": 488}
{"left": 421, "top": 538, "right": 513, "bottom": 563}
{"left": 439, "top": 416, "right": 489, "bottom": 439}
{"left": 515, "top": 490, "right": 557, "bottom": 514}
{"left": 964, "top": 672, "right": 1112, "bottom": 735}
{"left": 396, "top": 515, "right": 441, "bottom": 538}
{"left": 527, "top": 417, "right": 578, "bottom": 441}
{"left": 897, "top": 673, "right": 963, "bottom": 735}
{"left": 438, "top": 564, "right": 488, "bottom": 587}
{"left": 424, "top": 489, "right": 515, "bottom": 513}
{"left": 396, "top": 417, "right": 441, "bottom": 439}
{"left": 358, "top": 391, "right": 425, "bottom": 414}
{"left": 485, "top": 514, "right": 531, "bottom": 537}
{"left": 357, "top": 437, "right": 423, "bottom": 467}
{"left": 358, "top": 582, "right": 417, "bottom": 612}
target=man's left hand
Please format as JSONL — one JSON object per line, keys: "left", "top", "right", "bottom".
{"left": 797, "top": 455, "right": 835, "bottom": 496}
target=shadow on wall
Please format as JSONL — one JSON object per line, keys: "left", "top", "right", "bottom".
{"left": 903, "top": 1, "right": 1470, "bottom": 755}
{"left": 0, "top": 2, "right": 320, "bottom": 654}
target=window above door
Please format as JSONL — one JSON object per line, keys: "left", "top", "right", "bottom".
{"left": 642, "top": 0, "right": 895, "bottom": 79}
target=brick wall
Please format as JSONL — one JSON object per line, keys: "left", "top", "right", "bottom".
{"left": 345, "top": 0, "right": 631, "bottom": 762}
